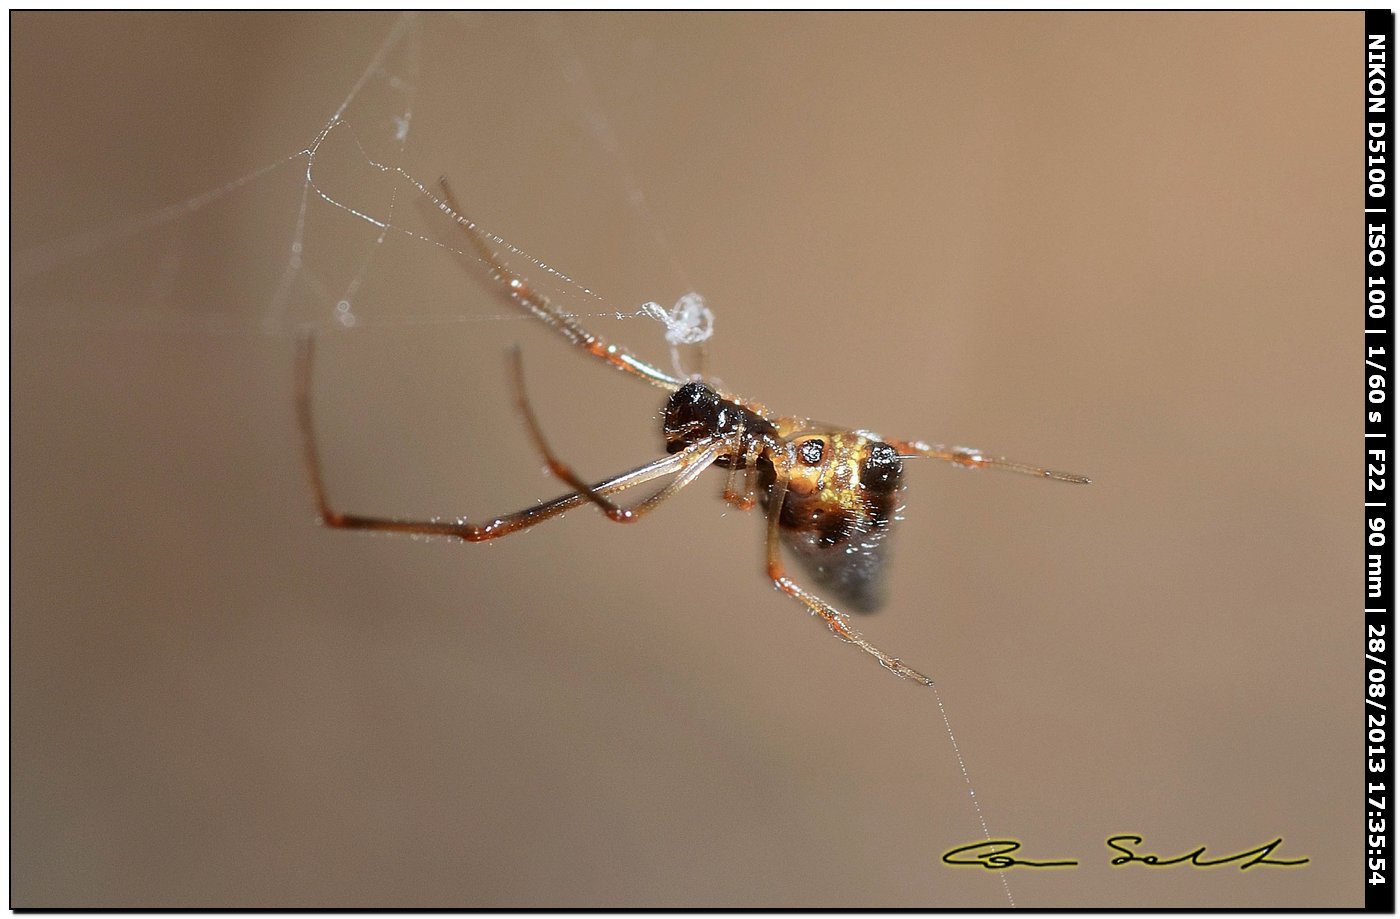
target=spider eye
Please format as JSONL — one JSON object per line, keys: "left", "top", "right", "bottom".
{"left": 860, "top": 442, "right": 902, "bottom": 492}
{"left": 798, "top": 439, "right": 825, "bottom": 466}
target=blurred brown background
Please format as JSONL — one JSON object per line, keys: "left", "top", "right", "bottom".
{"left": 12, "top": 12, "right": 1360, "bottom": 907}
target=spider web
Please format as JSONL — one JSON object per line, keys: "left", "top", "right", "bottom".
{"left": 13, "top": 13, "right": 709, "bottom": 375}
{"left": 11, "top": 13, "right": 1012, "bottom": 906}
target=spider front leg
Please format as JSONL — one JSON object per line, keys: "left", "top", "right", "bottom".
{"left": 888, "top": 438, "right": 1091, "bottom": 485}
{"left": 762, "top": 449, "right": 936, "bottom": 688}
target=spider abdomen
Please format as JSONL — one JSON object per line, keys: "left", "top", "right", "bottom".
{"left": 662, "top": 381, "right": 778, "bottom": 465}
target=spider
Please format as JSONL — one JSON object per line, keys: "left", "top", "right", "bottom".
{"left": 295, "top": 181, "right": 1090, "bottom": 687}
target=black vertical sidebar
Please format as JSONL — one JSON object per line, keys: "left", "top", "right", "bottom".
{"left": 1366, "top": 8, "right": 1395, "bottom": 913}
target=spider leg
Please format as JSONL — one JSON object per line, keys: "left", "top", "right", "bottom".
{"left": 296, "top": 330, "right": 703, "bottom": 541}
{"left": 720, "top": 439, "right": 760, "bottom": 511}
{"left": 719, "top": 422, "right": 757, "bottom": 509}
{"left": 508, "top": 346, "right": 725, "bottom": 523}
{"left": 432, "top": 178, "right": 684, "bottom": 393}
{"left": 887, "top": 438, "right": 1091, "bottom": 485}
{"left": 762, "top": 449, "right": 936, "bottom": 687}
{"left": 737, "top": 461, "right": 761, "bottom": 510}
